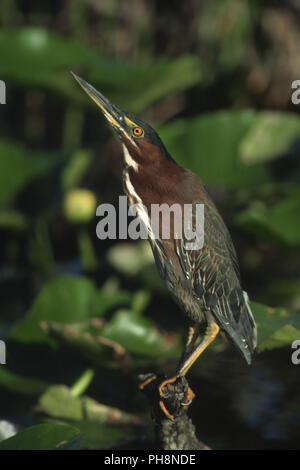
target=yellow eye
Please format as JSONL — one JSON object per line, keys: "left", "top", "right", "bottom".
{"left": 132, "top": 126, "right": 144, "bottom": 137}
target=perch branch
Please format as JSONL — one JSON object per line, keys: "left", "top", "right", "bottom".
{"left": 138, "top": 373, "right": 210, "bottom": 450}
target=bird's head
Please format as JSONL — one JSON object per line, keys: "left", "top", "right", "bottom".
{"left": 71, "top": 72, "right": 174, "bottom": 168}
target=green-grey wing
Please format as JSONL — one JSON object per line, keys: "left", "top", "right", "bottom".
{"left": 175, "top": 200, "right": 257, "bottom": 364}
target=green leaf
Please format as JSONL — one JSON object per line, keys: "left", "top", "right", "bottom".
{"left": 264, "top": 278, "right": 300, "bottom": 311}
{"left": 101, "top": 309, "right": 180, "bottom": 358}
{"left": 70, "top": 368, "right": 95, "bottom": 398}
{"left": 0, "top": 27, "right": 95, "bottom": 86}
{"left": 239, "top": 112, "right": 300, "bottom": 164}
{"left": 61, "top": 149, "right": 92, "bottom": 190}
{"left": 199, "top": 0, "right": 253, "bottom": 71}
{"left": 0, "top": 28, "right": 205, "bottom": 111}
{"left": 38, "top": 384, "right": 139, "bottom": 427}
{"left": 0, "top": 210, "right": 28, "bottom": 229}
{"left": 159, "top": 110, "right": 269, "bottom": 189}
{"left": 0, "top": 367, "right": 48, "bottom": 396}
{"left": 0, "top": 423, "right": 81, "bottom": 450}
{"left": 41, "top": 320, "right": 129, "bottom": 369}
{"left": 76, "top": 420, "right": 128, "bottom": 450}
{"left": 10, "top": 275, "right": 98, "bottom": 344}
{"left": 39, "top": 385, "right": 83, "bottom": 421}
{"left": 251, "top": 302, "right": 300, "bottom": 352}
{"left": 96, "top": 55, "right": 205, "bottom": 113}
{"left": 0, "top": 140, "right": 57, "bottom": 206}
{"left": 236, "top": 192, "right": 300, "bottom": 246}
{"left": 10, "top": 275, "right": 129, "bottom": 345}
{"left": 131, "top": 290, "right": 151, "bottom": 315}
{"left": 107, "top": 241, "right": 154, "bottom": 277}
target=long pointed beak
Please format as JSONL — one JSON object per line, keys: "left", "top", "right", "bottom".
{"left": 71, "top": 71, "right": 125, "bottom": 131}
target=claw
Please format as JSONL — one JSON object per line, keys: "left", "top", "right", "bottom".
{"left": 139, "top": 373, "right": 157, "bottom": 391}
{"left": 182, "top": 386, "right": 195, "bottom": 406}
{"left": 159, "top": 399, "right": 175, "bottom": 420}
{"left": 139, "top": 374, "right": 195, "bottom": 421}
{"left": 186, "top": 386, "right": 195, "bottom": 400}
{"left": 158, "top": 375, "right": 178, "bottom": 398}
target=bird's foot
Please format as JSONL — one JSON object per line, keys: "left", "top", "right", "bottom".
{"left": 139, "top": 373, "right": 157, "bottom": 391}
{"left": 159, "top": 375, "right": 195, "bottom": 419}
{"left": 139, "top": 373, "right": 195, "bottom": 420}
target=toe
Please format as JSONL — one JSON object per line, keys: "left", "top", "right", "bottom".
{"left": 139, "top": 373, "right": 157, "bottom": 390}
{"left": 158, "top": 375, "right": 179, "bottom": 397}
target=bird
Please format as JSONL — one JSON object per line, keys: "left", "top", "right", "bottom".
{"left": 72, "top": 72, "right": 257, "bottom": 419}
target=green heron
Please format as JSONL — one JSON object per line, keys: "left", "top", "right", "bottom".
{"left": 72, "top": 72, "right": 257, "bottom": 418}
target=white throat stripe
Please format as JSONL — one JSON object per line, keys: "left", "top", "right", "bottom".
{"left": 122, "top": 145, "right": 139, "bottom": 171}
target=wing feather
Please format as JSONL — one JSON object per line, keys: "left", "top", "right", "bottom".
{"left": 175, "top": 199, "right": 257, "bottom": 364}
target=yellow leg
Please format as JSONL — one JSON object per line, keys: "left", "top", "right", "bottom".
{"left": 184, "top": 324, "right": 202, "bottom": 357}
{"left": 177, "top": 320, "right": 220, "bottom": 376}
{"left": 159, "top": 321, "right": 219, "bottom": 396}
{"left": 158, "top": 324, "right": 201, "bottom": 395}
{"left": 141, "top": 321, "right": 220, "bottom": 420}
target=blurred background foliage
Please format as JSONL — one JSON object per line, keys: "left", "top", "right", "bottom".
{"left": 0, "top": 0, "right": 299, "bottom": 450}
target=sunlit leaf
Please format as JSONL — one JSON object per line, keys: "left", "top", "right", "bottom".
{"left": 239, "top": 112, "right": 300, "bottom": 164}
{"left": 38, "top": 384, "right": 139, "bottom": 426}
{"left": 39, "top": 385, "right": 83, "bottom": 421}
{"left": 101, "top": 309, "right": 180, "bottom": 358}
{"left": 107, "top": 241, "right": 154, "bottom": 277}
{"left": 42, "top": 320, "right": 129, "bottom": 368}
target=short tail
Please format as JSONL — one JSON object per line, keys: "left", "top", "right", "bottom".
{"left": 235, "top": 292, "right": 257, "bottom": 364}
{"left": 214, "top": 291, "right": 257, "bottom": 365}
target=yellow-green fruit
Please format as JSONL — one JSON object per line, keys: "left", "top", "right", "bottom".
{"left": 63, "top": 189, "right": 97, "bottom": 223}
